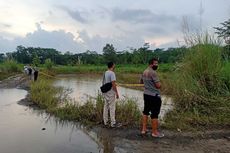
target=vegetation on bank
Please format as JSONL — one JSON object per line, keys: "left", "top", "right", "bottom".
{"left": 30, "top": 78, "right": 141, "bottom": 126}
{"left": 0, "top": 59, "right": 22, "bottom": 80}
{"left": 47, "top": 63, "right": 174, "bottom": 74}
{"left": 163, "top": 35, "right": 230, "bottom": 130}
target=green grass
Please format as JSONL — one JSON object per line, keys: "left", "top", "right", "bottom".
{"left": 220, "top": 61, "right": 230, "bottom": 90}
{"left": 30, "top": 78, "right": 141, "bottom": 126}
{"left": 0, "top": 60, "right": 23, "bottom": 80}
{"left": 51, "top": 63, "right": 174, "bottom": 74}
{"left": 163, "top": 35, "right": 230, "bottom": 130}
{"left": 30, "top": 79, "right": 61, "bottom": 110}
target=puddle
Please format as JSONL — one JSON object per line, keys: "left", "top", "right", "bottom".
{"left": 0, "top": 88, "right": 102, "bottom": 153}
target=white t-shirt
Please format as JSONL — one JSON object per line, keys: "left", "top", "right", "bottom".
{"left": 103, "top": 70, "right": 116, "bottom": 84}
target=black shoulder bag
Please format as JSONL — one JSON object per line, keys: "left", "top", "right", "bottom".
{"left": 100, "top": 73, "right": 112, "bottom": 93}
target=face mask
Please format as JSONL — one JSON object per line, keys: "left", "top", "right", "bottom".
{"left": 152, "top": 65, "right": 158, "bottom": 70}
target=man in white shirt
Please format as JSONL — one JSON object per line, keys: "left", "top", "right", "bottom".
{"left": 102, "top": 62, "right": 121, "bottom": 128}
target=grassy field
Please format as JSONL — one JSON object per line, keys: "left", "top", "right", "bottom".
{"left": 50, "top": 63, "right": 174, "bottom": 74}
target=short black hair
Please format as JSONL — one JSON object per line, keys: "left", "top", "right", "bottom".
{"left": 107, "top": 62, "right": 114, "bottom": 68}
{"left": 148, "top": 58, "right": 158, "bottom": 65}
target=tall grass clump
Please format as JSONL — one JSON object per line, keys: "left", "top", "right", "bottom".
{"left": 164, "top": 33, "right": 230, "bottom": 130}
{"left": 54, "top": 93, "right": 141, "bottom": 126}
{"left": 30, "top": 79, "right": 62, "bottom": 110}
{"left": 0, "top": 59, "right": 21, "bottom": 73}
{"left": 0, "top": 59, "right": 22, "bottom": 80}
{"left": 116, "top": 98, "right": 141, "bottom": 126}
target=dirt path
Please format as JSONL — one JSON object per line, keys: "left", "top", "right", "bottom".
{"left": 1, "top": 75, "right": 230, "bottom": 153}
{"left": 91, "top": 126, "right": 230, "bottom": 153}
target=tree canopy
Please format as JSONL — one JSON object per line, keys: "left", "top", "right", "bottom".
{"left": 1, "top": 44, "right": 187, "bottom": 65}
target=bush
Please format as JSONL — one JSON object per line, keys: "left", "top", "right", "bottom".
{"left": 164, "top": 34, "right": 230, "bottom": 130}
{"left": 44, "top": 58, "right": 53, "bottom": 70}
{"left": 0, "top": 59, "right": 21, "bottom": 73}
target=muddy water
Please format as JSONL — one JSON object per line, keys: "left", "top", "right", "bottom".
{"left": 54, "top": 74, "right": 173, "bottom": 119}
{"left": 0, "top": 88, "right": 102, "bottom": 153}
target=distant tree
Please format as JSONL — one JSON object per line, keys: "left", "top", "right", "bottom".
{"left": 80, "top": 50, "right": 102, "bottom": 64}
{"left": 0, "top": 53, "right": 4, "bottom": 63}
{"left": 15, "top": 45, "right": 30, "bottom": 63}
{"left": 116, "top": 51, "right": 132, "bottom": 64}
{"left": 32, "top": 55, "right": 40, "bottom": 66}
{"left": 214, "top": 19, "right": 230, "bottom": 44}
{"left": 103, "top": 44, "right": 117, "bottom": 63}
{"left": 131, "top": 43, "right": 153, "bottom": 64}
{"left": 214, "top": 19, "right": 230, "bottom": 60}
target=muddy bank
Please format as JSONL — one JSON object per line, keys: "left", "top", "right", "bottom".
{"left": 0, "top": 74, "right": 30, "bottom": 89}
{"left": 1, "top": 75, "right": 230, "bottom": 153}
{"left": 92, "top": 127, "right": 230, "bottom": 153}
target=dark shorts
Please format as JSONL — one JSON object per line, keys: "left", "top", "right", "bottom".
{"left": 143, "top": 94, "right": 162, "bottom": 119}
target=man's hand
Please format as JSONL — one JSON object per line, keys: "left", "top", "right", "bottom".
{"left": 116, "top": 93, "right": 119, "bottom": 99}
{"left": 155, "top": 82, "right": 161, "bottom": 89}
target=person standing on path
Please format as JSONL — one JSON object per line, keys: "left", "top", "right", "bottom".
{"left": 102, "top": 62, "right": 121, "bottom": 128}
{"left": 140, "top": 58, "right": 164, "bottom": 137}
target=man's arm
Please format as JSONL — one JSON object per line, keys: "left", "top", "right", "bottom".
{"left": 152, "top": 72, "right": 161, "bottom": 89}
{"left": 154, "top": 82, "right": 161, "bottom": 89}
{"left": 140, "top": 74, "right": 143, "bottom": 84}
{"left": 112, "top": 81, "right": 119, "bottom": 99}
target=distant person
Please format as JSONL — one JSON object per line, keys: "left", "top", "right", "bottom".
{"left": 140, "top": 58, "right": 164, "bottom": 138}
{"left": 33, "top": 67, "right": 39, "bottom": 81}
{"left": 24, "top": 65, "right": 32, "bottom": 80}
{"left": 23, "top": 65, "right": 38, "bottom": 81}
{"left": 102, "top": 62, "right": 121, "bottom": 128}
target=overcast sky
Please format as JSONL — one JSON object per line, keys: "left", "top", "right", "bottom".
{"left": 0, "top": 0, "right": 229, "bottom": 53}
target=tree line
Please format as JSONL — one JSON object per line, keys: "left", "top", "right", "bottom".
{"left": 0, "top": 43, "right": 187, "bottom": 66}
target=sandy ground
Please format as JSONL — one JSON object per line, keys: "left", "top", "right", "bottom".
{"left": 1, "top": 75, "right": 230, "bottom": 153}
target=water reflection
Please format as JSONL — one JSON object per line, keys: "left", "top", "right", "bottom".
{"left": 0, "top": 88, "right": 102, "bottom": 153}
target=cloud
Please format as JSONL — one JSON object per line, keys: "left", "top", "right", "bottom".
{"left": 78, "top": 30, "right": 146, "bottom": 52}
{"left": 0, "top": 36, "right": 16, "bottom": 52}
{"left": 58, "top": 6, "right": 89, "bottom": 24}
{"left": 67, "top": 10, "right": 89, "bottom": 24}
{"left": 1, "top": 23, "right": 11, "bottom": 28}
{"left": 0, "top": 24, "right": 147, "bottom": 53}
{"left": 107, "top": 8, "right": 181, "bottom": 38}
{"left": 111, "top": 8, "right": 178, "bottom": 25}
{"left": 0, "top": 25, "right": 86, "bottom": 53}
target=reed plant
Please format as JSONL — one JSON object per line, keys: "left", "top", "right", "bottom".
{"left": 0, "top": 59, "right": 21, "bottom": 72}
{"left": 164, "top": 33, "right": 230, "bottom": 130}
{"left": 0, "top": 59, "right": 22, "bottom": 80}
{"left": 30, "top": 79, "right": 61, "bottom": 110}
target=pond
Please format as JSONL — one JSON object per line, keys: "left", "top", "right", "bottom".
{"left": 0, "top": 74, "right": 174, "bottom": 153}
{"left": 0, "top": 88, "right": 103, "bottom": 153}
{"left": 54, "top": 74, "right": 173, "bottom": 120}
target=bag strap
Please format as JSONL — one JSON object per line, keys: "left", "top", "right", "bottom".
{"left": 102, "top": 72, "right": 105, "bottom": 85}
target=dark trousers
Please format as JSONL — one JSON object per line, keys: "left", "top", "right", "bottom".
{"left": 143, "top": 94, "right": 162, "bottom": 119}
{"left": 34, "top": 71, "right": 38, "bottom": 81}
